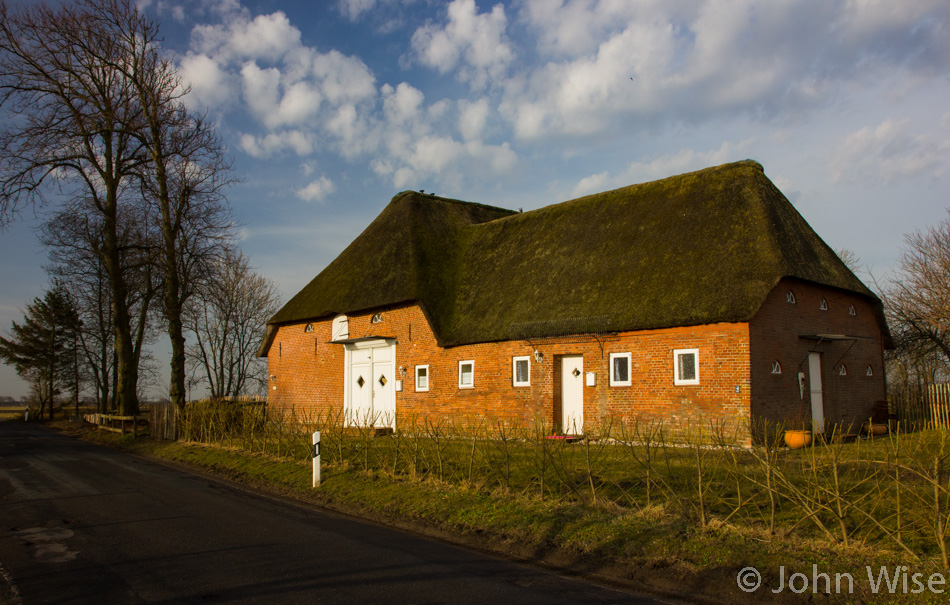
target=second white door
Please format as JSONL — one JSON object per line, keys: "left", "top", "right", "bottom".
{"left": 561, "top": 355, "right": 584, "bottom": 434}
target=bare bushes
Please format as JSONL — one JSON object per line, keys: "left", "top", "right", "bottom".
{"left": 175, "top": 406, "right": 950, "bottom": 567}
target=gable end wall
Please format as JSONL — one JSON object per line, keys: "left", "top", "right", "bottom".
{"left": 749, "top": 278, "right": 887, "bottom": 434}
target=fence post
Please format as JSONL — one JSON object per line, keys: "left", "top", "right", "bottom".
{"left": 312, "top": 431, "right": 321, "bottom": 488}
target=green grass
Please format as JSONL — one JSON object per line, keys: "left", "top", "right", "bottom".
{"left": 49, "top": 412, "right": 950, "bottom": 604}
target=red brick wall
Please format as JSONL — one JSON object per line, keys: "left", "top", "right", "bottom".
{"left": 267, "top": 303, "right": 752, "bottom": 440}
{"left": 748, "top": 278, "right": 887, "bottom": 434}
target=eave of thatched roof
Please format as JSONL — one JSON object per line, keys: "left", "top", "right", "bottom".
{"left": 261, "top": 160, "right": 890, "bottom": 355}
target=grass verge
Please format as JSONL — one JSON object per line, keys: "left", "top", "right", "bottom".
{"left": 52, "top": 419, "right": 947, "bottom": 604}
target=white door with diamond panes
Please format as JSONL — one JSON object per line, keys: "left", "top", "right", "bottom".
{"left": 561, "top": 355, "right": 584, "bottom": 434}
{"left": 371, "top": 344, "right": 395, "bottom": 426}
{"left": 344, "top": 340, "right": 396, "bottom": 429}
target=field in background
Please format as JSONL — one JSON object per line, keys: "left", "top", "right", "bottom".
{"left": 0, "top": 404, "right": 26, "bottom": 421}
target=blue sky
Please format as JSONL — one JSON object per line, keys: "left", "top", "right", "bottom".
{"left": 1, "top": 0, "right": 949, "bottom": 398}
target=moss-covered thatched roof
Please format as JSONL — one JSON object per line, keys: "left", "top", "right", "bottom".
{"left": 263, "top": 161, "right": 888, "bottom": 353}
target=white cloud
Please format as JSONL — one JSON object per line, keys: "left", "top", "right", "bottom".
{"left": 192, "top": 10, "right": 301, "bottom": 63}
{"left": 502, "top": 0, "right": 950, "bottom": 141}
{"left": 458, "top": 98, "right": 489, "bottom": 140}
{"left": 240, "top": 61, "right": 322, "bottom": 129}
{"left": 178, "top": 52, "right": 233, "bottom": 108}
{"left": 186, "top": 6, "right": 381, "bottom": 158}
{"left": 411, "top": 0, "right": 514, "bottom": 89}
{"left": 383, "top": 82, "right": 425, "bottom": 124}
{"left": 380, "top": 135, "right": 517, "bottom": 189}
{"left": 337, "top": 0, "right": 377, "bottom": 21}
{"left": 832, "top": 119, "right": 950, "bottom": 184}
{"left": 570, "top": 171, "right": 610, "bottom": 198}
{"left": 296, "top": 176, "right": 336, "bottom": 202}
{"left": 519, "top": 0, "right": 667, "bottom": 57}
{"left": 240, "top": 131, "right": 315, "bottom": 158}
{"left": 311, "top": 51, "right": 377, "bottom": 105}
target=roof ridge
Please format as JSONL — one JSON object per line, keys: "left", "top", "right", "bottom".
{"left": 392, "top": 190, "right": 514, "bottom": 217}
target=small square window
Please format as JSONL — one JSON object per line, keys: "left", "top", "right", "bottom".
{"left": 415, "top": 365, "right": 429, "bottom": 392}
{"left": 674, "top": 349, "right": 700, "bottom": 385}
{"left": 609, "top": 352, "right": 631, "bottom": 386}
{"left": 459, "top": 360, "right": 474, "bottom": 389}
{"left": 513, "top": 356, "right": 530, "bottom": 387}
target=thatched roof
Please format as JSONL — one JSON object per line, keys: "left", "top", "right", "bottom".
{"left": 262, "top": 160, "right": 889, "bottom": 354}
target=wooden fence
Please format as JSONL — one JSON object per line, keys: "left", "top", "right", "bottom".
{"left": 144, "top": 402, "right": 176, "bottom": 441}
{"left": 888, "top": 382, "right": 950, "bottom": 430}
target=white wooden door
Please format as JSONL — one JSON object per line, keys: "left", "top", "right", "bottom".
{"left": 345, "top": 342, "right": 396, "bottom": 428}
{"left": 349, "top": 348, "right": 373, "bottom": 426}
{"left": 371, "top": 345, "right": 395, "bottom": 428}
{"left": 808, "top": 352, "right": 825, "bottom": 434}
{"left": 561, "top": 355, "right": 584, "bottom": 434}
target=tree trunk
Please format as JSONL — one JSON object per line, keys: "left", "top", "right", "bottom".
{"left": 102, "top": 191, "right": 139, "bottom": 417}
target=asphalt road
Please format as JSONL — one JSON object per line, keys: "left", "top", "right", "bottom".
{"left": 0, "top": 422, "right": 670, "bottom": 604}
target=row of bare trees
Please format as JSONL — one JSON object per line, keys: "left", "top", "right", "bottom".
{"left": 0, "top": 1, "right": 279, "bottom": 413}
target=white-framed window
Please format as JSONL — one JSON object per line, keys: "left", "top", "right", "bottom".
{"left": 866, "top": 364, "right": 874, "bottom": 377}
{"left": 839, "top": 364, "right": 848, "bottom": 376}
{"left": 304, "top": 323, "right": 314, "bottom": 333}
{"left": 415, "top": 365, "right": 429, "bottom": 392}
{"left": 819, "top": 298, "right": 828, "bottom": 311}
{"left": 609, "top": 352, "right": 631, "bottom": 386}
{"left": 512, "top": 356, "right": 530, "bottom": 387}
{"left": 674, "top": 349, "right": 700, "bottom": 385}
{"left": 458, "top": 360, "right": 475, "bottom": 389}
{"left": 371, "top": 312, "right": 383, "bottom": 324}
{"left": 786, "top": 291, "right": 796, "bottom": 304}
{"left": 849, "top": 304, "right": 856, "bottom": 316}
{"left": 771, "top": 360, "right": 782, "bottom": 374}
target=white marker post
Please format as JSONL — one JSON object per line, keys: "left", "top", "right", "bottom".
{"left": 312, "top": 431, "right": 321, "bottom": 488}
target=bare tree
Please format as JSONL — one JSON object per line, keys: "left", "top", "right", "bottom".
{"left": 0, "top": 0, "right": 151, "bottom": 414}
{"left": 187, "top": 249, "right": 281, "bottom": 399}
{"left": 883, "top": 210, "right": 950, "bottom": 380}
{"left": 106, "top": 0, "right": 235, "bottom": 409}
{"left": 42, "top": 197, "right": 159, "bottom": 412}
{"left": 0, "top": 1, "right": 234, "bottom": 412}
{"left": 836, "top": 248, "right": 862, "bottom": 275}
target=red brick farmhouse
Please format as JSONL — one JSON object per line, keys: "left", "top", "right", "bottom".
{"left": 259, "top": 161, "right": 891, "bottom": 443}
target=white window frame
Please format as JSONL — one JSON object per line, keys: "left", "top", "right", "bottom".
{"left": 609, "top": 352, "right": 632, "bottom": 387}
{"left": 458, "top": 360, "right": 475, "bottom": 389}
{"left": 512, "top": 356, "right": 531, "bottom": 387}
{"left": 674, "top": 349, "right": 700, "bottom": 386}
{"left": 415, "top": 365, "right": 429, "bottom": 392}
{"left": 771, "top": 360, "right": 782, "bottom": 375}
